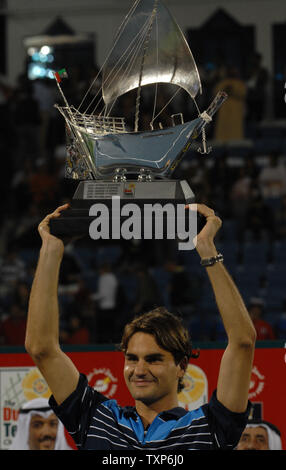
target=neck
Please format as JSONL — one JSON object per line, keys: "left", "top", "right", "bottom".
{"left": 135, "top": 395, "right": 179, "bottom": 428}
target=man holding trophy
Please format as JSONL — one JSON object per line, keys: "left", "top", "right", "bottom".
{"left": 25, "top": 0, "right": 256, "bottom": 451}
{"left": 25, "top": 202, "right": 256, "bottom": 450}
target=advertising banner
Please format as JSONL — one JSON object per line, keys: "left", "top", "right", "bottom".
{"left": 0, "top": 345, "right": 285, "bottom": 450}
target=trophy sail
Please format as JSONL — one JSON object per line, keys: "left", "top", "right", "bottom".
{"left": 102, "top": 0, "right": 202, "bottom": 107}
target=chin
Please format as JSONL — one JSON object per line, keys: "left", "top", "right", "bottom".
{"left": 39, "top": 442, "right": 55, "bottom": 450}
{"left": 131, "top": 389, "right": 160, "bottom": 405}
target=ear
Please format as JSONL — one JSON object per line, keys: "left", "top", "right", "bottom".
{"left": 178, "top": 356, "right": 188, "bottom": 377}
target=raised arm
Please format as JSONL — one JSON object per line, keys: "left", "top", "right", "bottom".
{"left": 25, "top": 205, "right": 80, "bottom": 405}
{"left": 190, "top": 204, "right": 256, "bottom": 413}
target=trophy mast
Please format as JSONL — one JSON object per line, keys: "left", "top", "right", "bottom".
{"left": 134, "top": 1, "right": 158, "bottom": 133}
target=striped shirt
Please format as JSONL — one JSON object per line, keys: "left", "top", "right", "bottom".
{"left": 49, "top": 374, "right": 250, "bottom": 450}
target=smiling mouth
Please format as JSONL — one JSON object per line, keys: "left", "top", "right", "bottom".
{"left": 131, "top": 380, "right": 155, "bottom": 386}
{"left": 40, "top": 437, "right": 56, "bottom": 445}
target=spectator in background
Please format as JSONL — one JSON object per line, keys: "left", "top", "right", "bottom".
{"left": 258, "top": 153, "right": 286, "bottom": 200}
{"left": 275, "top": 299, "right": 286, "bottom": 339}
{"left": 245, "top": 52, "right": 269, "bottom": 123}
{"left": 230, "top": 156, "right": 261, "bottom": 237}
{"left": 60, "top": 313, "right": 90, "bottom": 345}
{"left": 230, "top": 166, "right": 253, "bottom": 233}
{"left": 9, "top": 398, "right": 72, "bottom": 450}
{"left": 0, "top": 303, "right": 27, "bottom": 345}
{"left": 133, "top": 265, "right": 161, "bottom": 315}
{"left": 0, "top": 77, "right": 14, "bottom": 218}
{"left": 275, "top": 194, "right": 286, "bottom": 239}
{"left": 244, "top": 187, "right": 274, "bottom": 241}
{"left": 213, "top": 66, "right": 247, "bottom": 142}
{"left": 248, "top": 297, "right": 275, "bottom": 340}
{"left": 63, "top": 278, "right": 97, "bottom": 335}
{"left": 0, "top": 76, "right": 13, "bottom": 105}
{"left": 11, "top": 74, "right": 41, "bottom": 168}
{"left": 231, "top": 167, "right": 252, "bottom": 204}
{"left": 58, "top": 249, "right": 82, "bottom": 295}
{"left": 236, "top": 419, "right": 282, "bottom": 450}
{"left": 0, "top": 250, "right": 26, "bottom": 286}
{"left": 28, "top": 160, "right": 59, "bottom": 210}
{"left": 9, "top": 203, "right": 41, "bottom": 249}
{"left": 243, "top": 154, "right": 260, "bottom": 180}
{"left": 9, "top": 157, "right": 34, "bottom": 216}
{"left": 33, "top": 78, "right": 55, "bottom": 160}
{"left": 14, "top": 281, "right": 30, "bottom": 311}
{"left": 91, "top": 263, "right": 118, "bottom": 343}
{"left": 0, "top": 251, "right": 27, "bottom": 302}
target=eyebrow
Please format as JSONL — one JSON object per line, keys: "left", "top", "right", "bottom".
{"left": 20, "top": 407, "right": 51, "bottom": 414}
{"left": 125, "top": 353, "right": 165, "bottom": 361}
{"left": 242, "top": 432, "right": 266, "bottom": 439}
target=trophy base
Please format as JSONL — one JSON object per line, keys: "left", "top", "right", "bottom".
{"left": 50, "top": 179, "right": 196, "bottom": 240}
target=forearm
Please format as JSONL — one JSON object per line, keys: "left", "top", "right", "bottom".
{"left": 192, "top": 205, "right": 256, "bottom": 412}
{"left": 197, "top": 241, "right": 256, "bottom": 344}
{"left": 25, "top": 241, "right": 63, "bottom": 357}
{"left": 207, "top": 263, "right": 256, "bottom": 343}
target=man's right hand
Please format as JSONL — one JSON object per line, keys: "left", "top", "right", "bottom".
{"left": 38, "top": 204, "right": 70, "bottom": 253}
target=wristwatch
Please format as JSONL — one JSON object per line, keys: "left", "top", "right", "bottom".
{"left": 200, "top": 253, "right": 224, "bottom": 267}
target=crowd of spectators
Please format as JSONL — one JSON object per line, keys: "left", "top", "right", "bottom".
{"left": 0, "top": 55, "right": 286, "bottom": 347}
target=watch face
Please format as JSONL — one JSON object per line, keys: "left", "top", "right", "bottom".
{"left": 201, "top": 257, "right": 213, "bottom": 266}
{"left": 201, "top": 254, "right": 223, "bottom": 267}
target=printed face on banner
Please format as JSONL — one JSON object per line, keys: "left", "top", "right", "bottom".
{"left": 0, "top": 367, "right": 52, "bottom": 449}
{"left": 28, "top": 414, "right": 59, "bottom": 450}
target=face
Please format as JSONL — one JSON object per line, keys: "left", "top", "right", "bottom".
{"left": 237, "top": 426, "right": 269, "bottom": 450}
{"left": 248, "top": 305, "right": 262, "bottom": 320}
{"left": 123, "top": 332, "right": 184, "bottom": 407}
{"left": 28, "top": 413, "right": 59, "bottom": 450}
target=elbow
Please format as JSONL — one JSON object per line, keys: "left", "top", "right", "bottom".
{"left": 228, "top": 321, "right": 256, "bottom": 350}
{"left": 25, "top": 341, "right": 44, "bottom": 362}
{"left": 237, "top": 325, "right": 257, "bottom": 349}
{"left": 25, "top": 337, "right": 57, "bottom": 363}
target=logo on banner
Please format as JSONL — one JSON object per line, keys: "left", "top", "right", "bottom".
{"left": 177, "top": 364, "right": 208, "bottom": 411}
{"left": 87, "top": 368, "right": 118, "bottom": 398}
{"left": 249, "top": 366, "right": 265, "bottom": 399}
{"left": 21, "top": 368, "right": 50, "bottom": 400}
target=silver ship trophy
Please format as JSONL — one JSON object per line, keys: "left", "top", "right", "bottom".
{"left": 50, "top": 0, "right": 227, "bottom": 239}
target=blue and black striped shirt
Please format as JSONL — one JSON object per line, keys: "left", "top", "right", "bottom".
{"left": 49, "top": 374, "right": 250, "bottom": 450}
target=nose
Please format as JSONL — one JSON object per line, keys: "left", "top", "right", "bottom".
{"left": 244, "top": 440, "right": 257, "bottom": 450}
{"left": 40, "top": 423, "right": 55, "bottom": 438}
{"left": 134, "top": 359, "right": 148, "bottom": 376}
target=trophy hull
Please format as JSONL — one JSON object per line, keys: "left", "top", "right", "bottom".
{"left": 84, "top": 119, "right": 201, "bottom": 179}
{"left": 62, "top": 91, "right": 228, "bottom": 181}
{"left": 50, "top": 179, "right": 196, "bottom": 240}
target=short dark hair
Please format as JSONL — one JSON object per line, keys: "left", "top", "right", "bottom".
{"left": 120, "top": 306, "right": 199, "bottom": 392}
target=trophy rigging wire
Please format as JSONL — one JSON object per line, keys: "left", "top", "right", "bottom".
{"left": 78, "top": 0, "right": 150, "bottom": 116}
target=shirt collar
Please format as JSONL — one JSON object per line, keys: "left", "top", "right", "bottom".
{"left": 123, "top": 406, "right": 188, "bottom": 421}
{"left": 159, "top": 407, "right": 188, "bottom": 421}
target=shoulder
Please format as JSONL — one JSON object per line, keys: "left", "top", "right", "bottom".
{"left": 49, "top": 373, "right": 110, "bottom": 416}
{"left": 201, "top": 390, "right": 251, "bottom": 449}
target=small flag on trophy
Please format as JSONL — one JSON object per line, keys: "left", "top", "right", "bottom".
{"left": 53, "top": 68, "right": 68, "bottom": 83}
